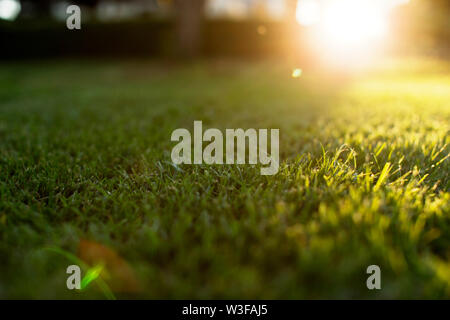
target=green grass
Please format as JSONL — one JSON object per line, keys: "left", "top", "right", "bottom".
{"left": 0, "top": 58, "right": 449, "bottom": 299}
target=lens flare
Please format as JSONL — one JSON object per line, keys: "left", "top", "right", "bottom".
{"left": 292, "top": 68, "right": 303, "bottom": 78}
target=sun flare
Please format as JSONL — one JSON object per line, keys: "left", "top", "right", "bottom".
{"left": 296, "top": 0, "right": 411, "bottom": 62}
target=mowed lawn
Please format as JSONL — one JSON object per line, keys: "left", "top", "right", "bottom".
{"left": 0, "top": 58, "right": 448, "bottom": 299}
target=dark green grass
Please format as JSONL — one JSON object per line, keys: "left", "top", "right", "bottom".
{"left": 0, "top": 58, "right": 449, "bottom": 299}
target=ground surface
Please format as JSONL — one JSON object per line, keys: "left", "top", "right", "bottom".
{"left": 0, "top": 58, "right": 449, "bottom": 299}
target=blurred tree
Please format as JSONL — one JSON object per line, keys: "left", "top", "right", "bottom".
{"left": 173, "top": 0, "right": 205, "bottom": 58}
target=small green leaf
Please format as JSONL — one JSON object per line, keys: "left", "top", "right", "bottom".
{"left": 374, "top": 162, "right": 392, "bottom": 192}
{"left": 81, "top": 264, "right": 104, "bottom": 290}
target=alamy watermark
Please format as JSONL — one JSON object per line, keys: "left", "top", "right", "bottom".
{"left": 66, "top": 5, "right": 81, "bottom": 30}
{"left": 171, "top": 121, "right": 279, "bottom": 175}
{"left": 66, "top": 265, "right": 82, "bottom": 289}
{"left": 366, "top": 265, "right": 381, "bottom": 290}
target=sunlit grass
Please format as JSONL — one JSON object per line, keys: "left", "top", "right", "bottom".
{"left": 0, "top": 58, "right": 448, "bottom": 299}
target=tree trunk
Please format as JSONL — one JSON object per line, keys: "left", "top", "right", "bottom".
{"left": 173, "top": 0, "right": 205, "bottom": 58}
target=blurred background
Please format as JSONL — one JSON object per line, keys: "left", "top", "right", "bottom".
{"left": 0, "top": 0, "right": 449, "bottom": 63}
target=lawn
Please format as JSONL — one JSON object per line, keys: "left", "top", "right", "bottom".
{"left": 0, "top": 58, "right": 449, "bottom": 299}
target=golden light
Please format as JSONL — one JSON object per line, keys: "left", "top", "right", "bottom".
{"left": 296, "top": 0, "right": 411, "bottom": 65}
{"left": 296, "top": 0, "right": 321, "bottom": 27}
{"left": 320, "top": 0, "right": 387, "bottom": 51}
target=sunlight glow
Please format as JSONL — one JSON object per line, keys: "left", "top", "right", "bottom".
{"left": 0, "top": 0, "right": 21, "bottom": 21}
{"left": 320, "top": 0, "right": 387, "bottom": 51}
{"left": 296, "top": 0, "right": 320, "bottom": 26}
{"left": 295, "top": 0, "right": 411, "bottom": 63}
